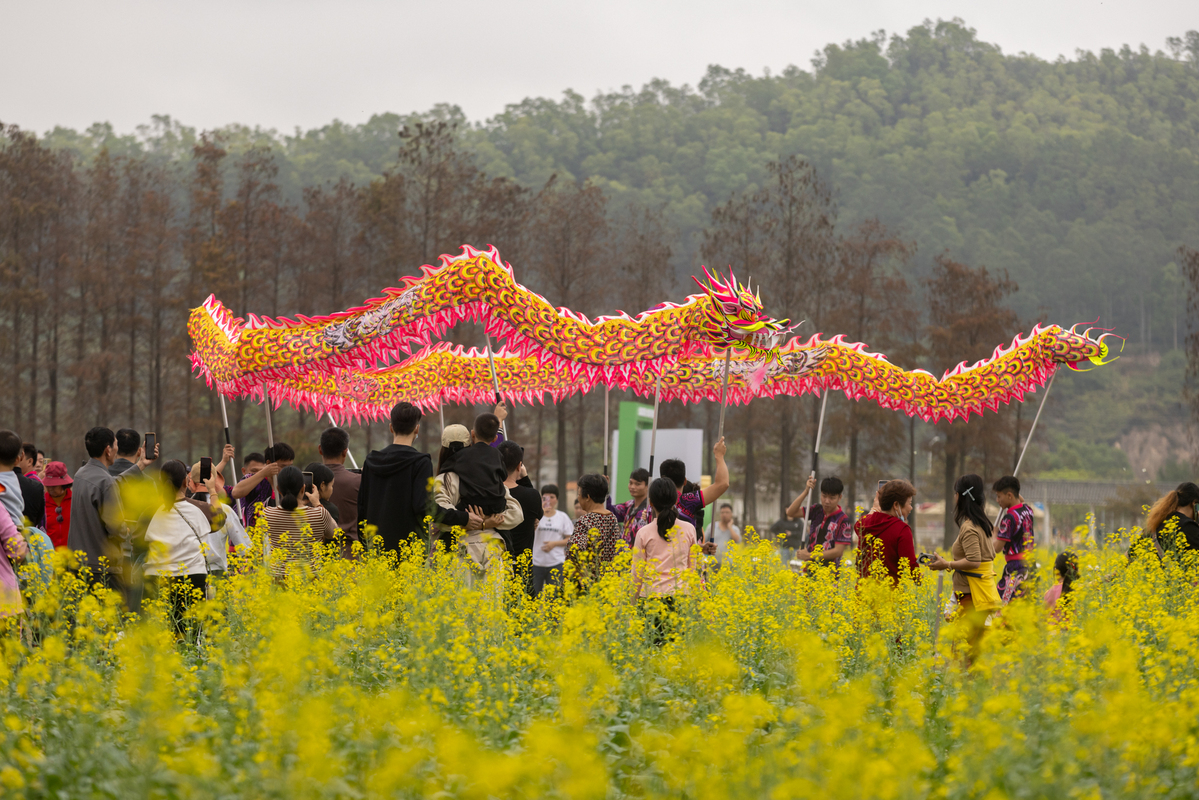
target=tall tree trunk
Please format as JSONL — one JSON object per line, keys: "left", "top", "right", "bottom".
{"left": 208, "top": 393, "right": 217, "bottom": 462}
{"left": 28, "top": 303, "right": 39, "bottom": 440}
{"left": 127, "top": 292, "right": 136, "bottom": 423}
{"left": 576, "top": 394, "right": 585, "bottom": 479}
{"left": 234, "top": 398, "right": 245, "bottom": 457}
{"left": 942, "top": 429, "right": 957, "bottom": 550}
{"left": 185, "top": 369, "right": 193, "bottom": 464}
{"left": 1011, "top": 402, "right": 1023, "bottom": 473}
{"left": 74, "top": 282, "right": 88, "bottom": 428}
{"left": 907, "top": 415, "right": 916, "bottom": 532}
{"left": 556, "top": 401, "right": 567, "bottom": 494}
{"left": 847, "top": 402, "right": 860, "bottom": 513}
{"left": 535, "top": 405, "right": 544, "bottom": 487}
{"left": 704, "top": 401, "right": 714, "bottom": 478}
{"left": 13, "top": 304, "right": 23, "bottom": 434}
{"left": 98, "top": 307, "right": 111, "bottom": 425}
{"left": 152, "top": 296, "right": 162, "bottom": 438}
{"left": 744, "top": 402, "right": 756, "bottom": 527}
{"left": 778, "top": 397, "right": 793, "bottom": 517}
{"left": 49, "top": 313, "right": 59, "bottom": 455}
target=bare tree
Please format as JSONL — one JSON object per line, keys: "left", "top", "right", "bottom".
{"left": 760, "top": 156, "right": 838, "bottom": 516}
{"left": 526, "top": 176, "right": 608, "bottom": 490}
{"left": 701, "top": 192, "right": 770, "bottom": 524}
{"left": 182, "top": 134, "right": 229, "bottom": 462}
{"left": 924, "top": 253, "right": 1019, "bottom": 547}
{"left": 826, "top": 218, "right": 914, "bottom": 510}
{"left": 613, "top": 201, "right": 674, "bottom": 316}
{"left": 0, "top": 125, "right": 76, "bottom": 445}
{"left": 1180, "top": 245, "right": 1199, "bottom": 468}
{"left": 297, "top": 179, "right": 364, "bottom": 316}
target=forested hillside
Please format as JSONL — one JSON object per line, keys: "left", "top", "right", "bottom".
{"left": 9, "top": 18, "right": 1199, "bottom": 523}
{"left": 46, "top": 20, "right": 1199, "bottom": 344}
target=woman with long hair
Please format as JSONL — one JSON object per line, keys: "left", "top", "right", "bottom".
{"left": 261, "top": 466, "right": 337, "bottom": 581}
{"left": 631, "top": 478, "right": 698, "bottom": 597}
{"left": 1144, "top": 482, "right": 1199, "bottom": 554}
{"left": 631, "top": 477, "right": 698, "bottom": 645}
{"left": 143, "top": 460, "right": 212, "bottom": 634}
{"left": 1044, "top": 550, "right": 1079, "bottom": 621}
{"left": 928, "top": 474, "right": 999, "bottom": 661}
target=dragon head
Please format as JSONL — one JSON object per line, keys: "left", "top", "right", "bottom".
{"left": 693, "top": 267, "right": 797, "bottom": 355}
{"left": 1049, "top": 323, "right": 1125, "bottom": 371}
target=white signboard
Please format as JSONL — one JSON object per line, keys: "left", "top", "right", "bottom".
{"left": 634, "top": 428, "right": 704, "bottom": 482}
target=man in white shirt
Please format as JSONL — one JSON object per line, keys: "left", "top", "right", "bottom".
{"left": 532, "top": 484, "right": 572, "bottom": 596}
{"left": 713, "top": 502, "right": 742, "bottom": 567}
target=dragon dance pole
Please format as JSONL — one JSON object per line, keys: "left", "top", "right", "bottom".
{"left": 484, "top": 334, "right": 506, "bottom": 438}
{"left": 327, "top": 412, "right": 359, "bottom": 469}
{"left": 707, "top": 348, "right": 734, "bottom": 543}
{"left": 218, "top": 393, "right": 243, "bottom": 519}
{"left": 992, "top": 369, "right": 1058, "bottom": 528}
{"left": 800, "top": 389, "right": 830, "bottom": 551}
{"left": 1013, "top": 370, "right": 1056, "bottom": 478}
{"left": 647, "top": 371, "right": 662, "bottom": 479}
{"left": 262, "top": 384, "right": 279, "bottom": 499}
{"left": 603, "top": 386, "right": 610, "bottom": 478}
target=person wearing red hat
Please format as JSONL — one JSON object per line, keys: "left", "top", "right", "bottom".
{"left": 42, "top": 462, "right": 73, "bottom": 549}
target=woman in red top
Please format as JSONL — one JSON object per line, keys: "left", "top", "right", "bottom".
{"left": 854, "top": 480, "right": 919, "bottom": 584}
{"left": 42, "top": 461, "right": 73, "bottom": 548}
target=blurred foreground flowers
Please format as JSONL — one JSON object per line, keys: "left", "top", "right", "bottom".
{"left": 1, "top": 521, "right": 1197, "bottom": 799}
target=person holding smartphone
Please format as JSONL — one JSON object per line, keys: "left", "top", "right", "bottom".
{"left": 260, "top": 466, "right": 337, "bottom": 581}
{"left": 232, "top": 443, "right": 294, "bottom": 529}
{"left": 108, "top": 429, "right": 158, "bottom": 478}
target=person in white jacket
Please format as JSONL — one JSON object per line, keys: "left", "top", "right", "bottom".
{"left": 143, "top": 460, "right": 211, "bottom": 634}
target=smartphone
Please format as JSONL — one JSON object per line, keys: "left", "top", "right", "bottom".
{"left": 199, "top": 456, "right": 212, "bottom": 482}
{"left": 144, "top": 432, "right": 157, "bottom": 460}
{"left": 918, "top": 552, "right": 936, "bottom": 566}
{"left": 303, "top": 471, "right": 314, "bottom": 493}
{"left": 877, "top": 479, "right": 888, "bottom": 492}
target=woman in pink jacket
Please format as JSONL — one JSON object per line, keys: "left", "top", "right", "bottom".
{"left": 0, "top": 504, "right": 30, "bottom": 617}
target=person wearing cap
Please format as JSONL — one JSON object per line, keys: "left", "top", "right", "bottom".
{"left": 42, "top": 462, "right": 73, "bottom": 549}
{"left": 357, "top": 402, "right": 434, "bottom": 555}
{"left": 433, "top": 420, "right": 523, "bottom": 582}
{"left": 435, "top": 414, "right": 509, "bottom": 520}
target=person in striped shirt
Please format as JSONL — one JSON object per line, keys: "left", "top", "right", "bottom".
{"left": 261, "top": 466, "right": 337, "bottom": 582}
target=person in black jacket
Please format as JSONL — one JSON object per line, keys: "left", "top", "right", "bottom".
{"left": 497, "top": 440, "right": 542, "bottom": 561}
{"left": 357, "top": 403, "right": 434, "bottom": 555}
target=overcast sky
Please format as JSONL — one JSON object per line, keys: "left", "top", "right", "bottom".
{"left": 1, "top": 0, "right": 1192, "bottom": 136}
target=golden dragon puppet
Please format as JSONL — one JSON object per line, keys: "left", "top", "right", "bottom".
{"left": 190, "top": 244, "right": 1120, "bottom": 422}
{"left": 189, "top": 245, "right": 795, "bottom": 395}
{"left": 209, "top": 325, "right": 1121, "bottom": 425}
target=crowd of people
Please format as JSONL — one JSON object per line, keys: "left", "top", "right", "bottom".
{"left": 0, "top": 401, "right": 1196, "bottom": 647}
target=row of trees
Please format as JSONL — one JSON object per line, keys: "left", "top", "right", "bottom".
{"left": 44, "top": 22, "right": 1199, "bottom": 355}
{"left": 4, "top": 114, "right": 1078, "bottom": 540}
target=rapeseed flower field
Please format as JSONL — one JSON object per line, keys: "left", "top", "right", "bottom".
{"left": 1, "top": 520, "right": 1196, "bottom": 799}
